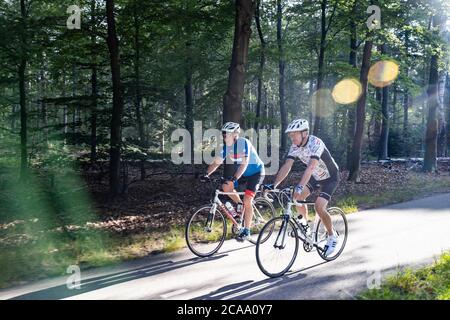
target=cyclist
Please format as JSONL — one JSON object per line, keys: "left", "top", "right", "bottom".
{"left": 201, "top": 122, "right": 265, "bottom": 242}
{"left": 264, "top": 119, "right": 340, "bottom": 257}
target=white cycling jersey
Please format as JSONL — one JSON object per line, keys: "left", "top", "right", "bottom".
{"left": 286, "top": 135, "right": 339, "bottom": 181}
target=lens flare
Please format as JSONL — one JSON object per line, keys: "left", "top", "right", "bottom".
{"left": 311, "top": 89, "right": 335, "bottom": 119}
{"left": 332, "top": 78, "right": 363, "bottom": 104}
{"left": 368, "top": 60, "right": 399, "bottom": 88}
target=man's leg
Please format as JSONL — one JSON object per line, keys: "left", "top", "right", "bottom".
{"left": 314, "top": 177, "right": 339, "bottom": 236}
{"left": 315, "top": 196, "right": 333, "bottom": 236}
{"left": 295, "top": 187, "right": 311, "bottom": 221}
{"left": 242, "top": 190, "right": 256, "bottom": 229}
{"left": 236, "top": 174, "right": 263, "bottom": 241}
{"left": 222, "top": 181, "right": 242, "bottom": 205}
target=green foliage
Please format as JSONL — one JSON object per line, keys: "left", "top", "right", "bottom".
{"left": 359, "top": 252, "right": 450, "bottom": 300}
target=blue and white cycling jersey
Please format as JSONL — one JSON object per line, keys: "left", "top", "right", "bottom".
{"left": 221, "top": 137, "right": 265, "bottom": 177}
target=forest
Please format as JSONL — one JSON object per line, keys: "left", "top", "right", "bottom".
{"left": 0, "top": 0, "right": 449, "bottom": 288}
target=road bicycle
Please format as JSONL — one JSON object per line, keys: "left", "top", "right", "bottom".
{"left": 255, "top": 188, "right": 348, "bottom": 277}
{"left": 185, "top": 177, "right": 276, "bottom": 257}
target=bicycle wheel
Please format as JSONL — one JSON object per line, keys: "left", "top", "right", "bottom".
{"left": 255, "top": 216, "right": 299, "bottom": 278}
{"left": 247, "top": 197, "right": 276, "bottom": 244}
{"left": 315, "top": 207, "right": 348, "bottom": 261}
{"left": 185, "top": 206, "right": 227, "bottom": 257}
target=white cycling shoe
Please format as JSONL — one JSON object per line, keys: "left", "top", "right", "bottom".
{"left": 324, "top": 233, "right": 339, "bottom": 257}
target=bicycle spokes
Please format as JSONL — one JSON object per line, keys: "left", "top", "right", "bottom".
{"left": 255, "top": 216, "right": 299, "bottom": 278}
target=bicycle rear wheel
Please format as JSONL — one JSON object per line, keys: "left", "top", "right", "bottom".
{"left": 185, "top": 206, "right": 227, "bottom": 257}
{"left": 315, "top": 207, "right": 348, "bottom": 261}
{"left": 256, "top": 216, "right": 299, "bottom": 278}
{"left": 247, "top": 197, "right": 276, "bottom": 244}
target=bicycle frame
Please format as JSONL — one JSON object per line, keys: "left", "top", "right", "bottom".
{"left": 210, "top": 189, "right": 245, "bottom": 226}
{"left": 209, "top": 189, "right": 271, "bottom": 229}
{"left": 266, "top": 189, "right": 326, "bottom": 253}
{"left": 261, "top": 187, "right": 291, "bottom": 208}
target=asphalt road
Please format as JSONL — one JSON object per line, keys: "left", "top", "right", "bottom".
{"left": 1, "top": 193, "right": 449, "bottom": 300}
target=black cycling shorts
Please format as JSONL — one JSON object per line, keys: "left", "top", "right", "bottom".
{"left": 306, "top": 175, "right": 340, "bottom": 202}
{"left": 230, "top": 172, "right": 265, "bottom": 198}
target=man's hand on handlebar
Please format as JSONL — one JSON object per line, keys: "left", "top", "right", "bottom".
{"left": 293, "top": 184, "right": 304, "bottom": 202}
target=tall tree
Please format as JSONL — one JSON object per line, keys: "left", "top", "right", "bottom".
{"left": 313, "top": 0, "right": 336, "bottom": 136}
{"left": 19, "top": 0, "right": 28, "bottom": 181}
{"left": 133, "top": 0, "right": 146, "bottom": 180}
{"left": 348, "top": 38, "right": 373, "bottom": 182}
{"left": 254, "top": 0, "right": 266, "bottom": 132}
{"left": 90, "top": 0, "right": 98, "bottom": 162}
{"left": 423, "top": 13, "right": 443, "bottom": 172}
{"left": 106, "top": 0, "right": 125, "bottom": 195}
{"left": 346, "top": 0, "right": 358, "bottom": 169}
{"left": 223, "top": 0, "right": 256, "bottom": 125}
{"left": 379, "top": 44, "right": 390, "bottom": 160}
{"left": 277, "top": 0, "right": 287, "bottom": 153}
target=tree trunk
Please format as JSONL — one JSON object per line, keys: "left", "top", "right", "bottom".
{"left": 90, "top": 0, "right": 98, "bottom": 162}
{"left": 184, "top": 63, "right": 194, "bottom": 173}
{"left": 437, "top": 71, "right": 446, "bottom": 157}
{"left": 373, "top": 88, "right": 382, "bottom": 156}
{"left": 222, "top": 0, "right": 255, "bottom": 125}
{"left": 313, "top": 0, "right": 327, "bottom": 136}
{"left": 308, "top": 79, "right": 314, "bottom": 126}
{"left": 277, "top": 0, "right": 287, "bottom": 153}
{"left": 348, "top": 40, "right": 373, "bottom": 182}
{"left": 346, "top": 1, "right": 357, "bottom": 169}
{"left": 378, "top": 44, "right": 389, "bottom": 160}
{"left": 392, "top": 85, "right": 397, "bottom": 130}
{"left": 423, "top": 14, "right": 443, "bottom": 172}
{"left": 133, "top": 0, "right": 146, "bottom": 179}
{"left": 106, "top": 0, "right": 125, "bottom": 195}
{"left": 90, "top": 65, "right": 98, "bottom": 162}
{"left": 19, "top": 0, "right": 28, "bottom": 181}
{"left": 446, "top": 73, "right": 450, "bottom": 156}
{"left": 254, "top": 0, "right": 265, "bottom": 131}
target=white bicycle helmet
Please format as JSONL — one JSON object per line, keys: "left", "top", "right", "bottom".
{"left": 285, "top": 119, "right": 309, "bottom": 133}
{"left": 222, "top": 122, "right": 240, "bottom": 133}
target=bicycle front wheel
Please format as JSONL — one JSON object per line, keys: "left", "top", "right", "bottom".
{"left": 248, "top": 197, "right": 276, "bottom": 244}
{"left": 315, "top": 207, "right": 348, "bottom": 261}
{"left": 256, "top": 216, "right": 299, "bottom": 278}
{"left": 185, "top": 206, "right": 227, "bottom": 257}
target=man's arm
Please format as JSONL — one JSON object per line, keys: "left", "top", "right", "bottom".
{"left": 273, "top": 159, "right": 295, "bottom": 188}
{"left": 232, "top": 155, "right": 249, "bottom": 180}
{"left": 297, "top": 158, "right": 319, "bottom": 187}
{"left": 206, "top": 156, "right": 224, "bottom": 176}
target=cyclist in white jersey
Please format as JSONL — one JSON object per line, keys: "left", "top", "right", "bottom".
{"left": 264, "top": 119, "right": 340, "bottom": 257}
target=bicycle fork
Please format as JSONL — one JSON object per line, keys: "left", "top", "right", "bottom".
{"left": 273, "top": 215, "right": 291, "bottom": 250}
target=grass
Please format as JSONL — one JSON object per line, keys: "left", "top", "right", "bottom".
{"left": 359, "top": 252, "right": 450, "bottom": 300}
{"left": 0, "top": 225, "right": 188, "bottom": 289}
{"left": 335, "top": 174, "right": 450, "bottom": 213}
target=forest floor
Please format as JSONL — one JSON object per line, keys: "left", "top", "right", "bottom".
{"left": 1, "top": 160, "right": 450, "bottom": 289}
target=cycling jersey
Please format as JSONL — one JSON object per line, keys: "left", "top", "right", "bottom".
{"left": 221, "top": 137, "right": 265, "bottom": 177}
{"left": 286, "top": 135, "right": 339, "bottom": 181}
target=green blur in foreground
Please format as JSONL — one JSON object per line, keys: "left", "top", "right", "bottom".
{"left": 359, "top": 252, "right": 450, "bottom": 300}
{"left": 0, "top": 140, "right": 113, "bottom": 288}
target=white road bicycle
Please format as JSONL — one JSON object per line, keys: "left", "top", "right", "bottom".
{"left": 185, "top": 177, "right": 276, "bottom": 257}
{"left": 255, "top": 188, "right": 348, "bottom": 278}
